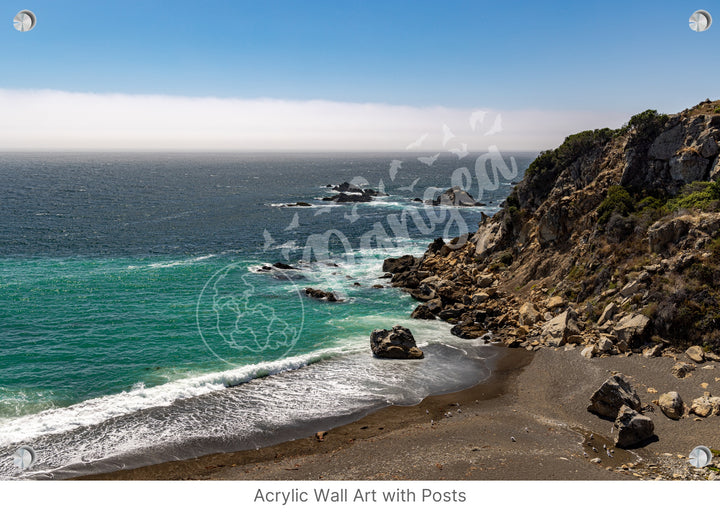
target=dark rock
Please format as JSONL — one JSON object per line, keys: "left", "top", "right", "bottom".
{"left": 432, "top": 186, "right": 482, "bottom": 207}
{"left": 411, "top": 304, "right": 436, "bottom": 320}
{"left": 438, "top": 303, "right": 467, "bottom": 321}
{"left": 304, "top": 287, "right": 339, "bottom": 302}
{"left": 383, "top": 255, "right": 417, "bottom": 274}
{"left": 426, "top": 237, "right": 445, "bottom": 254}
{"left": 614, "top": 405, "right": 655, "bottom": 448}
{"left": 588, "top": 374, "right": 641, "bottom": 419}
{"left": 371, "top": 284, "right": 384, "bottom": 289}
{"left": 370, "top": 326, "right": 424, "bottom": 359}
{"left": 450, "top": 322, "right": 485, "bottom": 339}
{"left": 272, "top": 262, "right": 296, "bottom": 270}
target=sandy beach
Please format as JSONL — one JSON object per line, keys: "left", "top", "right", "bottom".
{"left": 78, "top": 343, "right": 720, "bottom": 481}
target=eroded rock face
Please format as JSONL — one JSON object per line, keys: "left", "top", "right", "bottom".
{"left": 614, "top": 405, "right": 655, "bottom": 448}
{"left": 658, "top": 391, "right": 684, "bottom": 420}
{"left": 370, "top": 326, "right": 424, "bottom": 359}
{"left": 588, "top": 374, "right": 641, "bottom": 419}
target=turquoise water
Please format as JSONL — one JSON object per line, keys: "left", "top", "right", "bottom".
{"left": 0, "top": 152, "right": 533, "bottom": 478}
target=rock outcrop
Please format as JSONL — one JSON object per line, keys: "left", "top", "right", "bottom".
{"left": 429, "top": 186, "right": 484, "bottom": 207}
{"left": 370, "top": 326, "right": 424, "bottom": 359}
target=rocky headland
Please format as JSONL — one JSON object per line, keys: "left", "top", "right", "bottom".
{"left": 384, "top": 100, "right": 720, "bottom": 462}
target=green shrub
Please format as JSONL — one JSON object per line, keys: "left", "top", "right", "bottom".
{"left": 715, "top": 106, "right": 720, "bottom": 114}
{"left": 597, "top": 186, "right": 635, "bottom": 225}
{"left": 665, "top": 181, "right": 720, "bottom": 212}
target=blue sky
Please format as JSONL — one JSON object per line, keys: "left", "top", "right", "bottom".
{"left": 0, "top": 1, "right": 718, "bottom": 150}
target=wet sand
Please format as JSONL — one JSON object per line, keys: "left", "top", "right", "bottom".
{"left": 78, "top": 345, "right": 720, "bottom": 480}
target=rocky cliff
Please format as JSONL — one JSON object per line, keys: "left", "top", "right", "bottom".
{"left": 388, "top": 99, "right": 720, "bottom": 356}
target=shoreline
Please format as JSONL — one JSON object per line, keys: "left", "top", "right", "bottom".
{"left": 77, "top": 344, "right": 720, "bottom": 480}
{"left": 75, "top": 344, "right": 532, "bottom": 480}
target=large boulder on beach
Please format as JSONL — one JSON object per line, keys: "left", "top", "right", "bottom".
{"left": 613, "top": 314, "right": 651, "bottom": 346}
{"left": 588, "top": 374, "right": 641, "bottom": 419}
{"left": 370, "top": 326, "right": 424, "bottom": 359}
{"left": 541, "top": 310, "right": 579, "bottom": 347}
{"left": 658, "top": 391, "right": 684, "bottom": 420}
{"left": 614, "top": 405, "right": 655, "bottom": 448}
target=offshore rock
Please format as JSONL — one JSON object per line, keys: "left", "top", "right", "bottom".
{"left": 370, "top": 326, "right": 424, "bottom": 359}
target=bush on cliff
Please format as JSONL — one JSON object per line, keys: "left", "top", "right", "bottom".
{"left": 597, "top": 185, "right": 635, "bottom": 225}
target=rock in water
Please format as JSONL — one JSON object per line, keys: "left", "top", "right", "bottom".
{"left": 614, "top": 405, "right": 655, "bottom": 448}
{"left": 370, "top": 326, "right": 424, "bottom": 359}
{"left": 450, "top": 322, "right": 485, "bottom": 339}
{"left": 432, "top": 186, "right": 481, "bottom": 207}
{"left": 304, "top": 287, "right": 339, "bottom": 302}
{"left": 658, "top": 391, "right": 684, "bottom": 420}
{"left": 411, "top": 304, "right": 436, "bottom": 320}
{"left": 382, "top": 255, "right": 417, "bottom": 274}
{"left": 588, "top": 374, "right": 641, "bottom": 419}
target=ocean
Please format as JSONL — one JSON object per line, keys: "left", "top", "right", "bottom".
{"left": 0, "top": 151, "right": 535, "bottom": 479}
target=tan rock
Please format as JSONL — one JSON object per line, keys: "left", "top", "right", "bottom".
{"left": 686, "top": 345, "right": 705, "bottom": 363}
{"left": 518, "top": 302, "right": 542, "bottom": 326}
{"left": 546, "top": 296, "right": 565, "bottom": 311}
{"left": 690, "top": 396, "right": 713, "bottom": 417}
{"left": 613, "top": 314, "right": 651, "bottom": 345}
{"left": 658, "top": 391, "right": 684, "bottom": 420}
{"left": 541, "top": 310, "right": 580, "bottom": 347}
{"left": 597, "top": 303, "right": 618, "bottom": 326}
{"left": 581, "top": 345, "right": 596, "bottom": 359}
{"left": 672, "top": 362, "right": 696, "bottom": 379}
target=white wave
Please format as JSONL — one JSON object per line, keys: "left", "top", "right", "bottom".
{"left": 0, "top": 345, "right": 358, "bottom": 447}
{"left": 147, "top": 254, "right": 216, "bottom": 269}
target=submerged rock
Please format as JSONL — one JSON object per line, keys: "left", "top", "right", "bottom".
{"left": 370, "top": 326, "right": 424, "bottom": 359}
{"left": 588, "top": 374, "right": 641, "bottom": 419}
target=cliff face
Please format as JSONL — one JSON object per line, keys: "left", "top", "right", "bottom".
{"left": 389, "top": 100, "right": 720, "bottom": 353}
